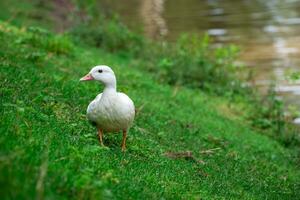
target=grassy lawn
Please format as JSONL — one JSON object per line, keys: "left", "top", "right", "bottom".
{"left": 0, "top": 1, "right": 300, "bottom": 199}
{"left": 0, "top": 20, "right": 300, "bottom": 199}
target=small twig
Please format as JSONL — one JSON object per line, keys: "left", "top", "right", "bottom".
{"left": 200, "top": 147, "right": 221, "bottom": 155}
{"left": 172, "top": 86, "right": 180, "bottom": 97}
{"left": 135, "top": 126, "right": 149, "bottom": 134}
{"left": 54, "top": 156, "right": 68, "bottom": 162}
{"left": 135, "top": 103, "right": 146, "bottom": 116}
{"left": 36, "top": 151, "right": 48, "bottom": 200}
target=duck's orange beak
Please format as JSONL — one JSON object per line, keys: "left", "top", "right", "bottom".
{"left": 80, "top": 73, "right": 94, "bottom": 81}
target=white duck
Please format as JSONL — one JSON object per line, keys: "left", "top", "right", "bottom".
{"left": 80, "top": 65, "right": 135, "bottom": 151}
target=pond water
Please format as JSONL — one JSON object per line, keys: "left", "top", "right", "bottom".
{"left": 103, "top": 0, "right": 300, "bottom": 122}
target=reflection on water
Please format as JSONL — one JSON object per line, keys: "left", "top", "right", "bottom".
{"left": 140, "top": 0, "right": 168, "bottom": 38}
{"left": 104, "top": 0, "right": 300, "bottom": 120}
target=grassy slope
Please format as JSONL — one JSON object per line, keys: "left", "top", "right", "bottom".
{"left": 0, "top": 22, "right": 300, "bottom": 200}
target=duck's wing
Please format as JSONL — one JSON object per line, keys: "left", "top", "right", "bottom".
{"left": 117, "top": 92, "right": 135, "bottom": 118}
{"left": 118, "top": 93, "right": 134, "bottom": 108}
{"left": 87, "top": 93, "right": 102, "bottom": 124}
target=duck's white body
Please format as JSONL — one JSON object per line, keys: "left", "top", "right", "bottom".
{"left": 87, "top": 91, "right": 135, "bottom": 132}
{"left": 80, "top": 65, "right": 135, "bottom": 150}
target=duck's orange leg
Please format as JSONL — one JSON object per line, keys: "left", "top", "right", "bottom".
{"left": 97, "top": 128, "right": 104, "bottom": 146}
{"left": 121, "top": 130, "right": 127, "bottom": 151}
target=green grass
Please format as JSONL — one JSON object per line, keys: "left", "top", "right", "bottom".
{"left": 1, "top": 21, "right": 300, "bottom": 199}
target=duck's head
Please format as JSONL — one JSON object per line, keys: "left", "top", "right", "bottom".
{"left": 80, "top": 65, "right": 116, "bottom": 88}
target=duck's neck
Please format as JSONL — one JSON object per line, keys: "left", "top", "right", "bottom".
{"left": 102, "top": 79, "right": 117, "bottom": 96}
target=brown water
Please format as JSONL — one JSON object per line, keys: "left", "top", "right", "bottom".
{"left": 103, "top": 0, "right": 300, "bottom": 123}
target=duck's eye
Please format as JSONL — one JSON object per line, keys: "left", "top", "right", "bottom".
{"left": 98, "top": 70, "right": 103, "bottom": 73}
